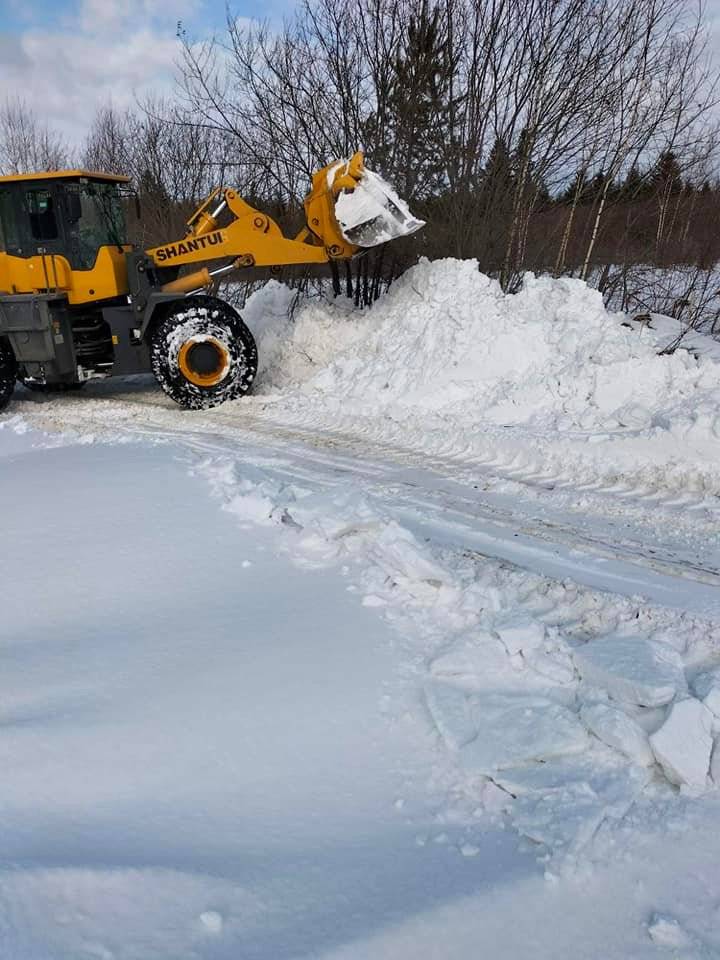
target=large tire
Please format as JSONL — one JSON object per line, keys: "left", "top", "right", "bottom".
{"left": 0, "top": 339, "right": 17, "bottom": 412}
{"left": 150, "top": 296, "right": 258, "bottom": 410}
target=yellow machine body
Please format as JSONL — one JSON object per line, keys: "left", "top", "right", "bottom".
{"left": 0, "top": 245, "right": 131, "bottom": 306}
{"left": 0, "top": 151, "right": 422, "bottom": 410}
{"left": 0, "top": 154, "right": 368, "bottom": 305}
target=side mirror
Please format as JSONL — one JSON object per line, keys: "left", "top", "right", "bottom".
{"left": 66, "top": 191, "right": 82, "bottom": 223}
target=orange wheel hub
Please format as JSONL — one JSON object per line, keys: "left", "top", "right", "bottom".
{"left": 177, "top": 337, "right": 231, "bottom": 388}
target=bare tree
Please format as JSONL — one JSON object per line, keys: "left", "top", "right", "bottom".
{"left": 0, "top": 97, "right": 70, "bottom": 174}
{"left": 152, "top": 0, "right": 720, "bottom": 288}
{"left": 82, "top": 98, "right": 240, "bottom": 246}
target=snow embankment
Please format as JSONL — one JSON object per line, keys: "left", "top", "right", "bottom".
{"left": 197, "top": 453, "right": 720, "bottom": 875}
{"left": 242, "top": 259, "right": 720, "bottom": 491}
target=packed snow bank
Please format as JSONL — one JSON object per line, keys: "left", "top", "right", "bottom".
{"left": 4, "top": 429, "right": 505, "bottom": 960}
{"left": 242, "top": 259, "right": 720, "bottom": 490}
{"left": 4, "top": 421, "right": 720, "bottom": 956}
{"left": 195, "top": 451, "right": 720, "bottom": 875}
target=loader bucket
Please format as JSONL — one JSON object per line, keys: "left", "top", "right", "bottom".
{"left": 333, "top": 164, "right": 425, "bottom": 248}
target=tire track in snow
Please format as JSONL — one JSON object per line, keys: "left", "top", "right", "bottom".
{"left": 9, "top": 387, "right": 719, "bottom": 616}
{"left": 13, "top": 384, "right": 720, "bottom": 517}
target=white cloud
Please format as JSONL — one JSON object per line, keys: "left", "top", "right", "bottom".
{"left": 75, "top": 0, "right": 199, "bottom": 35}
{"left": 0, "top": 1, "right": 203, "bottom": 148}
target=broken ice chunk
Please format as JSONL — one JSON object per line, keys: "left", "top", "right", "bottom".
{"left": 615, "top": 701, "right": 668, "bottom": 735}
{"left": 498, "top": 761, "right": 649, "bottom": 858}
{"left": 647, "top": 913, "right": 694, "bottom": 949}
{"left": 572, "top": 635, "right": 685, "bottom": 707}
{"left": 691, "top": 668, "right": 720, "bottom": 718}
{"left": 704, "top": 686, "right": 720, "bottom": 720}
{"left": 492, "top": 757, "right": 597, "bottom": 800}
{"left": 691, "top": 667, "right": 720, "bottom": 700}
{"left": 424, "top": 681, "right": 477, "bottom": 751}
{"left": 429, "top": 632, "right": 515, "bottom": 688}
{"left": 711, "top": 739, "right": 720, "bottom": 785}
{"left": 459, "top": 696, "right": 589, "bottom": 774}
{"left": 580, "top": 702, "right": 655, "bottom": 766}
{"left": 649, "top": 698, "right": 713, "bottom": 788}
{"left": 482, "top": 779, "right": 512, "bottom": 811}
{"left": 524, "top": 647, "right": 576, "bottom": 685}
{"left": 494, "top": 613, "right": 545, "bottom": 656}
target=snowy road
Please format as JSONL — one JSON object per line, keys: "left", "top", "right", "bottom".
{"left": 12, "top": 380, "right": 720, "bottom": 614}
{"left": 2, "top": 378, "right": 720, "bottom": 958}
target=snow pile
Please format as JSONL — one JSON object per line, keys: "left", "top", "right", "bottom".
{"left": 243, "top": 259, "right": 720, "bottom": 486}
{"left": 196, "top": 453, "right": 720, "bottom": 873}
{"left": 243, "top": 281, "right": 371, "bottom": 394}
{"left": 334, "top": 165, "right": 425, "bottom": 246}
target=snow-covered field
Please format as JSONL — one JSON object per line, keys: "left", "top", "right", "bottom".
{"left": 597, "top": 263, "right": 720, "bottom": 343}
{"left": 2, "top": 259, "right": 720, "bottom": 958}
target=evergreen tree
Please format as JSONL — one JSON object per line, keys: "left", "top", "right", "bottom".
{"left": 560, "top": 167, "right": 589, "bottom": 204}
{"left": 589, "top": 170, "right": 607, "bottom": 197}
{"left": 620, "top": 164, "right": 645, "bottom": 198}
{"left": 651, "top": 150, "right": 682, "bottom": 195}
{"left": 511, "top": 127, "right": 550, "bottom": 207}
{"left": 483, "top": 136, "right": 515, "bottom": 202}
{"left": 362, "top": 1, "right": 462, "bottom": 202}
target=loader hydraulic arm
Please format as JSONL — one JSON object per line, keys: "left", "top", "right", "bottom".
{"left": 145, "top": 153, "right": 368, "bottom": 296}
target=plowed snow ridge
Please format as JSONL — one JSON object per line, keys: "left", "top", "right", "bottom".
{"left": 242, "top": 258, "right": 720, "bottom": 494}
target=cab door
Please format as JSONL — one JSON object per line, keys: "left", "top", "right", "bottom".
{"left": 19, "top": 182, "right": 69, "bottom": 260}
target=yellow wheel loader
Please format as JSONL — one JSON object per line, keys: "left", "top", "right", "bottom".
{"left": 0, "top": 154, "right": 422, "bottom": 410}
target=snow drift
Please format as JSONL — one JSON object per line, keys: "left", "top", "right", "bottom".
{"left": 196, "top": 450, "right": 720, "bottom": 877}
{"left": 242, "top": 258, "right": 720, "bottom": 490}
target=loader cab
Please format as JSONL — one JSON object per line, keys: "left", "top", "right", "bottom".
{"left": 0, "top": 170, "right": 130, "bottom": 270}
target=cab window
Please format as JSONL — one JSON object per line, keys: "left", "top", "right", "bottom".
{"left": 26, "top": 189, "right": 58, "bottom": 241}
{"left": 66, "top": 181, "right": 127, "bottom": 269}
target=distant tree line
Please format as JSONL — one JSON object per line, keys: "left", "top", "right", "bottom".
{"left": 1, "top": 0, "right": 719, "bottom": 319}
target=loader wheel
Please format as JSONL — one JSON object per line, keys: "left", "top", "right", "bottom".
{"left": 0, "top": 339, "right": 17, "bottom": 412}
{"left": 150, "top": 296, "right": 258, "bottom": 410}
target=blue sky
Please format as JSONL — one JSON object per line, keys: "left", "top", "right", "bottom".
{"left": 0, "top": 0, "right": 294, "bottom": 32}
{"left": 0, "top": 0, "right": 718, "bottom": 149}
{"left": 0, "top": 0, "right": 296, "bottom": 145}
